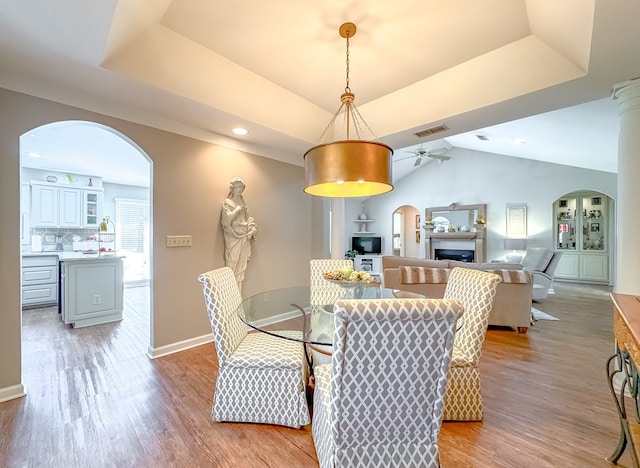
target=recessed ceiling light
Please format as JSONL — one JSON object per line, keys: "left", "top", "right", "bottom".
{"left": 232, "top": 127, "right": 248, "bottom": 136}
{"left": 513, "top": 138, "right": 526, "bottom": 146}
{"left": 475, "top": 134, "right": 489, "bottom": 141}
{"left": 26, "top": 151, "right": 42, "bottom": 158}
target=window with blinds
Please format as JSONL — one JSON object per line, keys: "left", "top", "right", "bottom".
{"left": 115, "top": 198, "right": 149, "bottom": 283}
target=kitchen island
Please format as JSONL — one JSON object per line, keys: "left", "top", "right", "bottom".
{"left": 59, "top": 254, "right": 125, "bottom": 328}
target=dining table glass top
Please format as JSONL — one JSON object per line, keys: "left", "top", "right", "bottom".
{"left": 236, "top": 283, "right": 422, "bottom": 346}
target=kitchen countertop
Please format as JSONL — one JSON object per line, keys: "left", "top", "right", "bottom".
{"left": 60, "top": 254, "right": 125, "bottom": 262}
{"left": 22, "top": 252, "right": 124, "bottom": 260}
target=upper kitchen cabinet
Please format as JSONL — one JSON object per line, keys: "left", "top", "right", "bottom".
{"left": 82, "top": 189, "right": 103, "bottom": 228}
{"left": 31, "top": 182, "right": 103, "bottom": 229}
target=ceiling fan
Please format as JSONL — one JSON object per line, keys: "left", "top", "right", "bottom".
{"left": 400, "top": 146, "right": 452, "bottom": 166}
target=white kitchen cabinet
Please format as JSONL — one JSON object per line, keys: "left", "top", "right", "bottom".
{"left": 59, "top": 187, "right": 82, "bottom": 227}
{"left": 60, "top": 256, "right": 124, "bottom": 328}
{"left": 31, "top": 183, "right": 58, "bottom": 227}
{"left": 22, "top": 254, "right": 59, "bottom": 308}
{"left": 31, "top": 182, "right": 82, "bottom": 228}
{"left": 82, "top": 189, "right": 104, "bottom": 228}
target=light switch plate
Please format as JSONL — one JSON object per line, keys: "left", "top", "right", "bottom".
{"left": 166, "top": 235, "right": 192, "bottom": 247}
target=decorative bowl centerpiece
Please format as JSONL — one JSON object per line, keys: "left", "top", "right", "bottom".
{"left": 324, "top": 266, "right": 373, "bottom": 298}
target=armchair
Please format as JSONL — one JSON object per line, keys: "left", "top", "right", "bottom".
{"left": 520, "top": 248, "right": 563, "bottom": 301}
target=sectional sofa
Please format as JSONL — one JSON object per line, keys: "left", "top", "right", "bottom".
{"left": 382, "top": 255, "right": 533, "bottom": 333}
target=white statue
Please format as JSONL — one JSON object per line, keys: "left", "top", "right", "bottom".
{"left": 221, "top": 177, "right": 257, "bottom": 293}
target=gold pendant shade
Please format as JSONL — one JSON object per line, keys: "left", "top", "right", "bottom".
{"left": 303, "top": 140, "right": 393, "bottom": 197}
{"left": 303, "top": 22, "right": 394, "bottom": 198}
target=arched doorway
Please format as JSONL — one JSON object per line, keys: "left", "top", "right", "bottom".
{"left": 392, "top": 205, "right": 420, "bottom": 257}
{"left": 19, "top": 120, "right": 152, "bottom": 344}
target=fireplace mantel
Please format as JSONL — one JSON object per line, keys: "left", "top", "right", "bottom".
{"left": 423, "top": 203, "right": 488, "bottom": 262}
{"left": 426, "top": 232, "right": 478, "bottom": 240}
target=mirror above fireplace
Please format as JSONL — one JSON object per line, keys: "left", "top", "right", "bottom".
{"left": 423, "top": 203, "right": 488, "bottom": 262}
{"left": 425, "top": 203, "right": 487, "bottom": 230}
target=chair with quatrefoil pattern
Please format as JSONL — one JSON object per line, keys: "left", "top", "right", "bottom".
{"left": 442, "top": 267, "right": 501, "bottom": 421}
{"left": 197, "top": 267, "right": 310, "bottom": 428}
{"left": 312, "top": 298, "right": 463, "bottom": 468}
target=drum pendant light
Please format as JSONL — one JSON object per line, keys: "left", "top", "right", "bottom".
{"left": 303, "top": 23, "right": 394, "bottom": 198}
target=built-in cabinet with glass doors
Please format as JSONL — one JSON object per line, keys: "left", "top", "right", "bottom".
{"left": 553, "top": 192, "right": 610, "bottom": 283}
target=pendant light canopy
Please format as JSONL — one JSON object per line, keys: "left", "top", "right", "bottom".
{"left": 303, "top": 23, "right": 394, "bottom": 198}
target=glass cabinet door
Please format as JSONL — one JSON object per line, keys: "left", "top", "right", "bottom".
{"left": 82, "top": 189, "right": 103, "bottom": 228}
{"left": 581, "top": 195, "right": 607, "bottom": 252}
{"left": 554, "top": 193, "right": 607, "bottom": 253}
{"left": 555, "top": 197, "right": 577, "bottom": 251}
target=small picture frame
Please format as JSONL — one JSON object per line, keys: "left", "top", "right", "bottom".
{"left": 590, "top": 222, "right": 600, "bottom": 233}
{"left": 591, "top": 197, "right": 602, "bottom": 206}
{"left": 415, "top": 215, "right": 421, "bottom": 229}
{"left": 559, "top": 200, "right": 568, "bottom": 208}
{"left": 415, "top": 230, "right": 420, "bottom": 243}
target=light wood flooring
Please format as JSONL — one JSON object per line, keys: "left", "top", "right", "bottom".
{"left": 0, "top": 282, "right": 634, "bottom": 467}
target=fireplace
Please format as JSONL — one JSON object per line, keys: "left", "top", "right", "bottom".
{"left": 435, "top": 249, "right": 475, "bottom": 262}
{"left": 423, "top": 204, "right": 488, "bottom": 262}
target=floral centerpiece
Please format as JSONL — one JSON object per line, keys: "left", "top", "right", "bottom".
{"left": 324, "top": 266, "right": 372, "bottom": 283}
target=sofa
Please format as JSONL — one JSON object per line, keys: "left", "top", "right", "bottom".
{"left": 382, "top": 255, "right": 533, "bottom": 333}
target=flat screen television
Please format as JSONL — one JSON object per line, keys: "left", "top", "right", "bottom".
{"left": 351, "top": 236, "right": 382, "bottom": 255}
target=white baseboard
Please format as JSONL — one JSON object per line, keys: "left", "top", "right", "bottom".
{"left": 147, "top": 333, "right": 213, "bottom": 359}
{"left": 0, "top": 384, "right": 27, "bottom": 403}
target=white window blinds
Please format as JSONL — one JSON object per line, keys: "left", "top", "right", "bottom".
{"left": 115, "top": 198, "right": 149, "bottom": 282}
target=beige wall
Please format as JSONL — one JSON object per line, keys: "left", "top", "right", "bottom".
{"left": 0, "top": 87, "right": 324, "bottom": 394}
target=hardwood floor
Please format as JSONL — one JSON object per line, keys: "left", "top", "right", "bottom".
{"left": 0, "top": 282, "right": 633, "bottom": 467}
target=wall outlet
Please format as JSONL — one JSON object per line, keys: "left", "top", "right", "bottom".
{"left": 166, "top": 235, "right": 192, "bottom": 247}
{"left": 92, "top": 294, "right": 101, "bottom": 305}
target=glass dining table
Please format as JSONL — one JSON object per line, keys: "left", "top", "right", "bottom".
{"left": 236, "top": 283, "right": 423, "bottom": 363}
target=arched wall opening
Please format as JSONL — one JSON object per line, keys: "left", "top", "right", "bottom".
{"left": 20, "top": 120, "right": 153, "bottom": 356}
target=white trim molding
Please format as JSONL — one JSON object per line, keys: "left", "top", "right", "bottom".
{"left": 147, "top": 334, "right": 213, "bottom": 359}
{"left": 0, "top": 384, "right": 26, "bottom": 403}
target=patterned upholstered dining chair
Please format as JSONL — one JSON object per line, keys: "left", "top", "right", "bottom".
{"left": 312, "top": 298, "right": 463, "bottom": 468}
{"left": 308, "top": 259, "right": 355, "bottom": 366}
{"left": 310, "top": 258, "right": 354, "bottom": 305}
{"left": 197, "top": 267, "right": 310, "bottom": 428}
{"left": 442, "top": 267, "right": 501, "bottom": 421}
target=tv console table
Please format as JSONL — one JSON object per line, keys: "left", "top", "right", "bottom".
{"left": 607, "top": 293, "right": 640, "bottom": 467}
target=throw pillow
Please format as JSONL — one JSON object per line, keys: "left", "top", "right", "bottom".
{"left": 521, "top": 248, "right": 554, "bottom": 272}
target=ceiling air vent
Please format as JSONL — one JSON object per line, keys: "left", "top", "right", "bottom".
{"left": 414, "top": 124, "right": 449, "bottom": 138}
